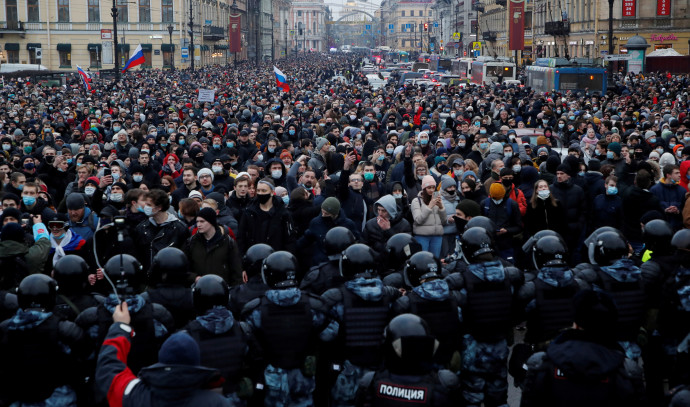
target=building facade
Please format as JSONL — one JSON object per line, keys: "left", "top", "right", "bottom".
{"left": 380, "top": 0, "right": 435, "bottom": 52}
{"left": 288, "top": 0, "right": 326, "bottom": 53}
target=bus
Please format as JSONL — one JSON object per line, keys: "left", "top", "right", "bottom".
{"left": 526, "top": 58, "right": 607, "bottom": 94}
{"left": 470, "top": 59, "right": 516, "bottom": 85}
{"left": 438, "top": 58, "right": 452, "bottom": 73}
{"left": 451, "top": 58, "right": 473, "bottom": 79}
{"left": 352, "top": 46, "right": 372, "bottom": 56}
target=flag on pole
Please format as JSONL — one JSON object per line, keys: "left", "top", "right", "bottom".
{"left": 122, "top": 45, "right": 146, "bottom": 73}
{"left": 273, "top": 66, "right": 290, "bottom": 92}
{"left": 77, "top": 66, "right": 91, "bottom": 92}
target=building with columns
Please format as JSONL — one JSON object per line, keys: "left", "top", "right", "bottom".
{"left": 288, "top": 0, "right": 327, "bottom": 53}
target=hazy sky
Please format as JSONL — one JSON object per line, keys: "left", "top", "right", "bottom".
{"left": 327, "top": 0, "right": 383, "bottom": 20}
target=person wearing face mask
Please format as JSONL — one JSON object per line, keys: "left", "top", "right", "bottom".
{"left": 237, "top": 178, "right": 294, "bottom": 254}
{"left": 482, "top": 183, "right": 523, "bottom": 263}
{"left": 286, "top": 186, "right": 321, "bottom": 239}
{"left": 525, "top": 179, "right": 567, "bottom": 238}
{"left": 601, "top": 142, "right": 633, "bottom": 188}
{"left": 265, "top": 158, "right": 288, "bottom": 189}
{"left": 590, "top": 175, "right": 624, "bottom": 232}
{"left": 498, "top": 168, "right": 527, "bottom": 217}
{"left": 46, "top": 214, "right": 87, "bottom": 270}
{"left": 550, "top": 164, "right": 587, "bottom": 263}
{"left": 650, "top": 164, "right": 686, "bottom": 230}
{"left": 133, "top": 189, "right": 190, "bottom": 271}
{"left": 439, "top": 177, "right": 461, "bottom": 258}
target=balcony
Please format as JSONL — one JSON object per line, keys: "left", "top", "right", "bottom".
{"left": 544, "top": 21, "right": 570, "bottom": 35}
{"left": 203, "top": 25, "right": 226, "bottom": 41}
{"left": 0, "top": 21, "right": 26, "bottom": 33}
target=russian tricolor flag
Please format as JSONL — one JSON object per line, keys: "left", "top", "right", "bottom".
{"left": 274, "top": 66, "right": 290, "bottom": 93}
{"left": 122, "top": 44, "right": 145, "bottom": 73}
{"left": 77, "top": 65, "right": 91, "bottom": 92}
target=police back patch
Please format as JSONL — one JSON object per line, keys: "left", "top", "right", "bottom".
{"left": 377, "top": 382, "right": 427, "bottom": 403}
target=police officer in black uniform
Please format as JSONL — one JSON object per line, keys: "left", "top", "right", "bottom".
{"left": 381, "top": 233, "right": 423, "bottom": 289}
{"left": 513, "top": 234, "right": 585, "bottom": 387}
{"left": 321, "top": 243, "right": 401, "bottom": 407}
{"left": 242, "top": 251, "right": 334, "bottom": 407}
{"left": 142, "top": 247, "right": 195, "bottom": 330}
{"left": 76, "top": 254, "right": 175, "bottom": 376}
{"left": 392, "top": 251, "right": 462, "bottom": 369}
{"left": 0, "top": 274, "right": 86, "bottom": 406}
{"left": 574, "top": 229, "right": 647, "bottom": 362}
{"left": 355, "top": 314, "right": 462, "bottom": 406}
{"left": 229, "top": 243, "right": 273, "bottom": 317}
{"left": 52, "top": 254, "right": 104, "bottom": 321}
{"left": 446, "top": 226, "right": 523, "bottom": 407}
{"left": 301, "top": 226, "right": 354, "bottom": 295}
{"left": 185, "top": 274, "right": 254, "bottom": 404}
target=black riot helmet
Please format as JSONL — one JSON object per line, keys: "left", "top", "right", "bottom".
{"left": 325, "top": 227, "right": 356, "bottom": 261}
{"left": 243, "top": 244, "right": 275, "bottom": 278}
{"left": 340, "top": 243, "right": 377, "bottom": 280}
{"left": 17, "top": 274, "right": 58, "bottom": 311}
{"left": 643, "top": 219, "right": 673, "bottom": 254}
{"left": 588, "top": 231, "right": 629, "bottom": 266}
{"left": 522, "top": 230, "right": 564, "bottom": 255}
{"left": 383, "top": 313, "right": 438, "bottom": 374}
{"left": 403, "top": 251, "right": 442, "bottom": 287}
{"left": 532, "top": 236, "right": 569, "bottom": 271}
{"left": 104, "top": 254, "right": 143, "bottom": 295}
{"left": 464, "top": 216, "right": 497, "bottom": 239}
{"left": 672, "top": 229, "right": 690, "bottom": 251}
{"left": 460, "top": 227, "right": 495, "bottom": 263}
{"left": 385, "top": 233, "right": 423, "bottom": 271}
{"left": 192, "top": 274, "right": 230, "bottom": 315}
{"left": 53, "top": 255, "right": 89, "bottom": 294}
{"left": 262, "top": 251, "right": 299, "bottom": 289}
{"left": 150, "top": 247, "right": 190, "bottom": 285}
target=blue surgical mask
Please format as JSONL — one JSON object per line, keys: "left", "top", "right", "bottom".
{"left": 480, "top": 142, "right": 489, "bottom": 149}
{"left": 213, "top": 144, "right": 221, "bottom": 149}
{"left": 282, "top": 195, "right": 290, "bottom": 205}
{"left": 479, "top": 130, "right": 487, "bottom": 134}
{"left": 22, "top": 196, "right": 36, "bottom": 206}
{"left": 393, "top": 193, "right": 403, "bottom": 199}
{"left": 568, "top": 116, "right": 575, "bottom": 120}
{"left": 227, "top": 142, "right": 234, "bottom": 148}
{"left": 161, "top": 143, "right": 168, "bottom": 148}
{"left": 268, "top": 147, "right": 275, "bottom": 153}
{"left": 607, "top": 186, "right": 618, "bottom": 195}
{"left": 649, "top": 138, "right": 657, "bottom": 144}
{"left": 578, "top": 171, "right": 585, "bottom": 176}
{"left": 133, "top": 174, "right": 143, "bottom": 183}
{"left": 178, "top": 139, "right": 185, "bottom": 145}
{"left": 386, "top": 148, "right": 394, "bottom": 154}
{"left": 289, "top": 129, "right": 296, "bottom": 135}
{"left": 66, "top": 158, "right": 73, "bottom": 164}
{"left": 537, "top": 190, "right": 550, "bottom": 200}
{"left": 492, "top": 198, "right": 503, "bottom": 205}
{"left": 474, "top": 121, "right": 480, "bottom": 126}
{"left": 143, "top": 205, "right": 154, "bottom": 216}
{"left": 558, "top": 123, "right": 565, "bottom": 129}
{"left": 420, "top": 139, "right": 428, "bottom": 145}
{"left": 670, "top": 143, "right": 676, "bottom": 148}
{"left": 606, "top": 151, "right": 614, "bottom": 159}
{"left": 55, "top": 233, "right": 66, "bottom": 240}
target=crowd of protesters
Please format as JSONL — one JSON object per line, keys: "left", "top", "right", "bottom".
{"left": 0, "top": 52, "right": 689, "bottom": 406}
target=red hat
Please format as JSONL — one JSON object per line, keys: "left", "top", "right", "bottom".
{"left": 280, "top": 149, "right": 291, "bottom": 160}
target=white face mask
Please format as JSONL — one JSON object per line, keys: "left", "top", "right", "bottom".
{"left": 212, "top": 166, "right": 223, "bottom": 174}
{"left": 110, "top": 193, "right": 123, "bottom": 202}
{"left": 84, "top": 186, "right": 96, "bottom": 196}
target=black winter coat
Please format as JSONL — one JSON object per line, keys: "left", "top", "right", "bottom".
{"left": 237, "top": 197, "right": 294, "bottom": 253}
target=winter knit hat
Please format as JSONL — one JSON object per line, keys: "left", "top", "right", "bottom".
{"left": 197, "top": 168, "right": 214, "bottom": 182}
{"left": 456, "top": 199, "right": 481, "bottom": 218}
{"left": 489, "top": 183, "right": 505, "bottom": 199}
{"left": 196, "top": 207, "right": 218, "bottom": 227}
{"left": 321, "top": 197, "right": 341, "bottom": 217}
{"left": 315, "top": 137, "right": 329, "bottom": 151}
{"left": 158, "top": 332, "right": 201, "bottom": 366}
{"left": 607, "top": 142, "right": 621, "bottom": 156}
{"left": 421, "top": 175, "right": 436, "bottom": 189}
{"left": 0, "top": 222, "right": 25, "bottom": 243}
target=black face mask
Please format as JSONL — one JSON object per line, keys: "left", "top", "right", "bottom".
{"left": 453, "top": 216, "right": 468, "bottom": 234}
{"left": 257, "top": 193, "right": 272, "bottom": 204}
{"left": 501, "top": 179, "right": 513, "bottom": 187}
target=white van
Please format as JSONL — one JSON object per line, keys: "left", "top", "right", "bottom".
{"left": 0, "top": 64, "right": 49, "bottom": 73}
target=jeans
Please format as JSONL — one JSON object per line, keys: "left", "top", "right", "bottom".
{"left": 414, "top": 235, "right": 442, "bottom": 258}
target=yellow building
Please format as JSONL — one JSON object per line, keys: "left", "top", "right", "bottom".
{"left": 0, "top": 0, "right": 252, "bottom": 71}
{"left": 381, "top": 0, "right": 435, "bottom": 52}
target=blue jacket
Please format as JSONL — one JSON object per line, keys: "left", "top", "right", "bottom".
{"left": 68, "top": 207, "right": 98, "bottom": 241}
{"left": 298, "top": 211, "right": 360, "bottom": 266}
{"left": 650, "top": 181, "right": 685, "bottom": 229}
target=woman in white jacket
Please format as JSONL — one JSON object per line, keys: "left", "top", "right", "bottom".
{"left": 410, "top": 175, "right": 447, "bottom": 258}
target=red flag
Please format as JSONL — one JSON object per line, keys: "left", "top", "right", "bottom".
{"left": 509, "top": 0, "right": 525, "bottom": 51}
{"left": 229, "top": 14, "right": 241, "bottom": 53}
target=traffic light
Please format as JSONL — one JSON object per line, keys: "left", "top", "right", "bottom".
{"left": 424, "top": 23, "right": 428, "bottom": 32}
{"left": 463, "top": 50, "right": 467, "bottom": 56}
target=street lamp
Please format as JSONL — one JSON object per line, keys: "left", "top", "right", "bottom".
{"left": 167, "top": 23, "right": 174, "bottom": 71}
{"left": 607, "top": 0, "right": 614, "bottom": 86}
{"left": 230, "top": 0, "right": 238, "bottom": 66}
{"left": 112, "top": 0, "right": 120, "bottom": 81}
{"left": 285, "top": 19, "right": 288, "bottom": 58}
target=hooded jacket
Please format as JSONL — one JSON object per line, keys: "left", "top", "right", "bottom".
{"left": 96, "top": 323, "right": 230, "bottom": 407}
{"left": 362, "top": 194, "right": 412, "bottom": 260}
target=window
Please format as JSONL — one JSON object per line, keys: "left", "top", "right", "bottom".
{"left": 161, "top": 0, "right": 173, "bottom": 22}
{"left": 410, "top": 10, "right": 414, "bottom": 16}
{"left": 297, "top": 10, "right": 302, "bottom": 16}
{"left": 57, "top": 0, "right": 69, "bottom": 22}
{"left": 59, "top": 50, "right": 71, "bottom": 67}
{"left": 7, "top": 51, "right": 19, "bottom": 63}
{"left": 29, "top": 48, "right": 40, "bottom": 64}
{"left": 143, "top": 49, "right": 152, "bottom": 68}
{"left": 89, "top": 46, "right": 101, "bottom": 67}
{"left": 117, "top": 0, "right": 128, "bottom": 22}
{"left": 313, "top": 11, "right": 316, "bottom": 16}
{"left": 312, "top": 21, "right": 316, "bottom": 33}
{"left": 88, "top": 0, "right": 99, "bottom": 22}
{"left": 401, "top": 11, "right": 405, "bottom": 16}
{"left": 162, "top": 50, "right": 173, "bottom": 67}
{"left": 27, "top": 0, "right": 39, "bottom": 22}
{"left": 313, "top": 40, "right": 317, "bottom": 48}
{"left": 139, "top": 0, "right": 150, "bottom": 22}
{"left": 6, "top": 0, "right": 18, "bottom": 29}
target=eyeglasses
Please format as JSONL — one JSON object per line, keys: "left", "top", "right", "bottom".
{"left": 350, "top": 179, "right": 363, "bottom": 183}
